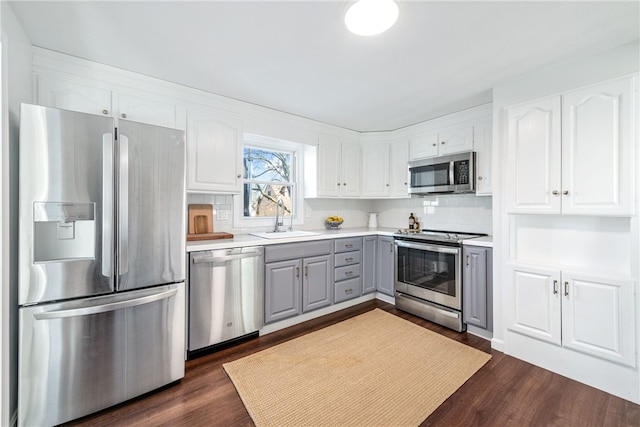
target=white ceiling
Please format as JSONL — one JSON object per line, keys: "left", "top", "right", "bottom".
{"left": 8, "top": 1, "right": 640, "bottom": 132}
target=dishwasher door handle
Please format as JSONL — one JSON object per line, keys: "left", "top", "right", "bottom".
{"left": 192, "top": 251, "right": 262, "bottom": 264}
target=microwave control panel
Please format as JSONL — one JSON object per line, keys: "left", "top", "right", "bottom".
{"left": 455, "top": 160, "right": 469, "bottom": 185}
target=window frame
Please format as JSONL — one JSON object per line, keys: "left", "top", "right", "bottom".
{"left": 233, "top": 133, "right": 305, "bottom": 229}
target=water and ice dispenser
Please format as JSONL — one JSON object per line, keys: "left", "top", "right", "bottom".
{"left": 33, "top": 202, "right": 96, "bottom": 262}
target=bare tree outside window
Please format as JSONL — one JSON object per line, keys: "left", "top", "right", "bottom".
{"left": 243, "top": 147, "right": 294, "bottom": 218}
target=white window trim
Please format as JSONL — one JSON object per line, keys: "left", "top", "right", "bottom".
{"left": 233, "top": 133, "right": 305, "bottom": 229}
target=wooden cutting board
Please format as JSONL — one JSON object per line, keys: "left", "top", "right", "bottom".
{"left": 187, "top": 204, "right": 233, "bottom": 241}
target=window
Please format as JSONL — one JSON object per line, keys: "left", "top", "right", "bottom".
{"left": 234, "top": 133, "right": 306, "bottom": 228}
{"left": 243, "top": 146, "right": 294, "bottom": 218}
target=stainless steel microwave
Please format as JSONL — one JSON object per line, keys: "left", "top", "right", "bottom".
{"left": 408, "top": 151, "right": 475, "bottom": 195}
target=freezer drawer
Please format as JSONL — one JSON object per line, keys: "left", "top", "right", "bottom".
{"left": 18, "top": 283, "right": 186, "bottom": 427}
{"left": 189, "top": 246, "right": 264, "bottom": 352}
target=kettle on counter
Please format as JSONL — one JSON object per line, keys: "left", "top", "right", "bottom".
{"left": 368, "top": 212, "right": 378, "bottom": 228}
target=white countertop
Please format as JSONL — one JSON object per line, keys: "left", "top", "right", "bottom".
{"left": 186, "top": 227, "right": 399, "bottom": 252}
{"left": 462, "top": 235, "right": 493, "bottom": 248}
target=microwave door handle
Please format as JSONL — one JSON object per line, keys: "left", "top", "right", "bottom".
{"left": 449, "top": 161, "right": 455, "bottom": 185}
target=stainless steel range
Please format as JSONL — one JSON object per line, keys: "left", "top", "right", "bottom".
{"left": 394, "top": 229, "right": 485, "bottom": 332}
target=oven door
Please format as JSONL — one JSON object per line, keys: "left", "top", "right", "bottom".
{"left": 394, "top": 239, "right": 462, "bottom": 310}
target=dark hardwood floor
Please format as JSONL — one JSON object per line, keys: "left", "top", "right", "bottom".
{"left": 64, "top": 300, "right": 640, "bottom": 427}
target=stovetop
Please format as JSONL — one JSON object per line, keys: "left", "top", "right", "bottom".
{"left": 394, "top": 228, "right": 486, "bottom": 244}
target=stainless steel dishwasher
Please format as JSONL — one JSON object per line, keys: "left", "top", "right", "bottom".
{"left": 188, "top": 246, "right": 264, "bottom": 357}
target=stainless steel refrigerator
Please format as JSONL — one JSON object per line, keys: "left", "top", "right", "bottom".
{"left": 18, "top": 104, "right": 186, "bottom": 427}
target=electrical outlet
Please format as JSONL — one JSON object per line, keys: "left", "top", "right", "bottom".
{"left": 216, "top": 209, "right": 229, "bottom": 220}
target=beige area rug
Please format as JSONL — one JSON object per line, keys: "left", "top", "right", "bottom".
{"left": 223, "top": 309, "right": 491, "bottom": 427}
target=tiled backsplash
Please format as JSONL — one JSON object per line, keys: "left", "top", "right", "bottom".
{"left": 188, "top": 193, "right": 492, "bottom": 235}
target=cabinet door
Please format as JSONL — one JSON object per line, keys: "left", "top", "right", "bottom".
{"left": 474, "top": 120, "right": 493, "bottom": 196}
{"left": 116, "top": 92, "right": 181, "bottom": 129}
{"left": 506, "top": 96, "right": 562, "bottom": 214}
{"left": 409, "top": 131, "right": 438, "bottom": 160}
{"left": 376, "top": 236, "right": 395, "bottom": 296}
{"left": 361, "top": 143, "right": 389, "bottom": 197}
{"left": 302, "top": 255, "right": 332, "bottom": 313}
{"left": 439, "top": 124, "right": 473, "bottom": 155}
{"left": 316, "top": 137, "right": 342, "bottom": 197}
{"left": 37, "top": 75, "right": 112, "bottom": 116}
{"left": 561, "top": 77, "right": 635, "bottom": 216}
{"left": 362, "top": 236, "right": 377, "bottom": 294}
{"left": 186, "top": 108, "right": 243, "bottom": 193}
{"left": 265, "top": 259, "right": 301, "bottom": 323}
{"left": 341, "top": 141, "right": 362, "bottom": 197}
{"left": 561, "top": 271, "right": 635, "bottom": 367}
{"left": 463, "top": 247, "right": 489, "bottom": 329}
{"left": 389, "top": 140, "right": 410, "bottom": 197}
{"left": 507, "top": 264, "right": 561, "bottom": 345}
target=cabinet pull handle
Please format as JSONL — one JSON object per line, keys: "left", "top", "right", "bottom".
{"left": 343, "top": 182, "right": 347, "bottom": 186}
{"left": 553, "top": 280, "right": 558, "bottom": 295}
{"left": 563, "top": 190, "right": 569, "bottom": 195}
{"left": 121, "top": 113, "right": 127, "bottom": 119}
{"left": 345, "top": 257, "right": 353, "bottom": 262}
{"left": 564, "top": 281, "right": 569, "bottom": 297}
{"left": 432, "top": 143, "right": 436, "bottom": 147}
{"left": 305, "top": 266, "right": 308, "bottom": 276}
{"left": 390, "top": 243, "right": 393, "bottom": 253}
{"left": 478, "top": 176, "right": 483, "bottom": 181}
{"left": 552, "top": 190, "right": 559, "bottom": 195}
{"left": 466, "top": 255, "right": 470, "bottom": 266}
{"left": 102, "top": 109, "right": 109, "bottom": 115}
{"left": 345, "top": 244, "right": 353, "bottom": 248}
{"left": 345, "top": 288, "right": 353, "bottom": 294}
{"left": 345, "top": 271, "right": 353, "bottom": 276}
{"left": 337, "top": 183, "right": 341, "bottom": 186}
{"left": 237, "top": 174, "right": 242, "bottom": 179}
{"left": 441, "top": 141, "right": 445, "bottom": 145}
{"left": 296, "top": 267, "right": 300, "bottom": 278}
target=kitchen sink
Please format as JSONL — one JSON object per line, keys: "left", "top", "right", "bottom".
{"left": 250, "top": 230, "right": 320, "bottom": 239}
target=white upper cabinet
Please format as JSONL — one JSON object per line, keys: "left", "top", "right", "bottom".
{"left": 38, "top": 75, "right": 112, "bottom": 116}
{"left": 507, "top": 76, "right": 635, "bottom": 216}
{"left": 361, "top": 143, "right": 390, "bottom": 198}
{"left": 37, "top": 75, "right": 184, "bottom": 130}
{"left": 474, "top": 119, "right": 493, "bottom": 195}
{"left": 409, "top": 131, "right": 439, "bottom": 160}
{"left": 186, "top": 107, "right": 243, "bottom": 193}
{"left": 315, "top": 137, "right": 361, "bottom": 197}
{"left": 506, "top": 96, "right": 562, "bottom": 214}
{"left": 361, "top": 139, "right": 409, "bottom": 198}
{"left": 561, "top": 78, "right": 634, "bottom": 215}
{"left": 389, "top": 140, "right": 410, "bottom": 197}
{"left": 438, "top": 124, "right": 474, "bottom": 155}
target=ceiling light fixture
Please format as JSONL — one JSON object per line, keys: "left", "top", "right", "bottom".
{"left": 344, "top": 0, "right": 399, "bottom": 36}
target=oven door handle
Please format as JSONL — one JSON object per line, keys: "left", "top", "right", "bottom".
{"left": 394, "top": 240, "right": 460, "bottom": 254}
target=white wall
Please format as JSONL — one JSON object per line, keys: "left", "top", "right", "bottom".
{"left": 0, "top": 3, "right": 32, "bottom": 425}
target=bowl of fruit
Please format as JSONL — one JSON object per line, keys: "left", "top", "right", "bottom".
{"left": 324, "top": 216, "right": 344, "bottom": 230}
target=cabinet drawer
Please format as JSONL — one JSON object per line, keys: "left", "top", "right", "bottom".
{"left": 334, "top": 277, "right": 362, "bottom": 303}
{"left": 265, "top": 240, "right": 332, "bottom": 263}
{"left": 334, "top": 237, "right": 362, "bottom": 253}
{"left": 335, "top": 263, "right": 361, "bottom": 282}
{"left": 334, "top": 251, "right": 361, "bottom": 267}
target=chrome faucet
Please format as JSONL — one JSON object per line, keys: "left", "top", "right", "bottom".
{"left": 273, "top": 199, "right": 284, "bottom": 232}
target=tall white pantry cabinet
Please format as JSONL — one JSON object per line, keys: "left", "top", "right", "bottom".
{"left": 503, "top": 74, "right": 639, "bottom": 402}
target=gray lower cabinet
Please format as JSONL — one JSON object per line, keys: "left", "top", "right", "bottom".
{"left": 376, "top": 236, "right": 394, "bottom": 296}
{"left": 462, "top": 245, "right": 493, "bottom": 331}
{"left": 362, "top": 236, "right": 377, "bottom": 294}
{"left": 265, "top": 241, "right": 333, "bottom": 324}
{"left": 334, "top": 237, "right": 362, "bottom": 303}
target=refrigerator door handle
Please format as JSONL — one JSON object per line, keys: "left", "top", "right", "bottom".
{"left": 33, "top": 288, "right": 178, "bottom": 320}
{"left": 102, "top": 133, "right": 114, "bottom": 277}
{"left": 118, "top": 133, "right": 129, "bottom": 276}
